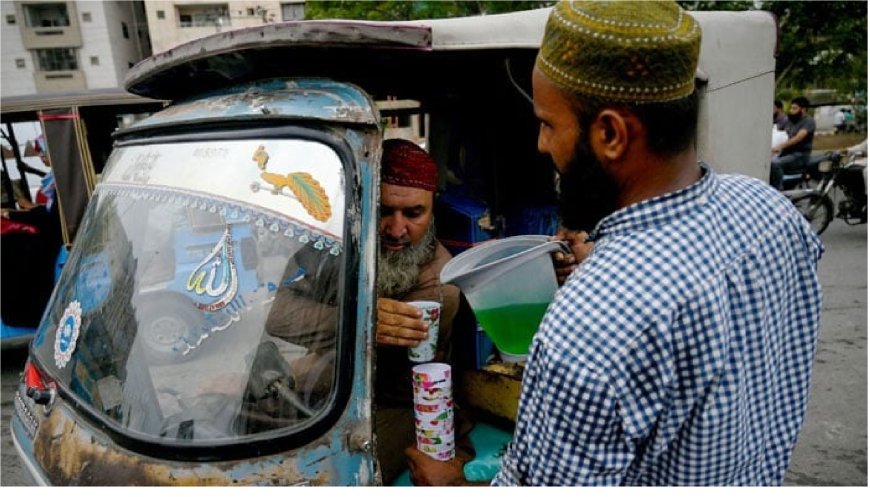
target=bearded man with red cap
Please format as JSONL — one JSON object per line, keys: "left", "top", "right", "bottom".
{"left": 266, "top": 138, "right": 470, "bottom": 483}
{"left": 373, "top": 138, "right": 470, "bottom": 484}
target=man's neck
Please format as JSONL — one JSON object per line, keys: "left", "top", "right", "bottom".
{"left": 616, "top": 148, "right": 701, "bottom": 208}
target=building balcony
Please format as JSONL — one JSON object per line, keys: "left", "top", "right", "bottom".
{"left": 33, "top": 70, "right": 85, "bottom": 93}
{"left": 21, "top": 25, "right": 82, "bottom": 50}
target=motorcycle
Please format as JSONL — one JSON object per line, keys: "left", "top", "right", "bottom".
{"left": 784, "top": 150, "right": 867, "bottom": 235}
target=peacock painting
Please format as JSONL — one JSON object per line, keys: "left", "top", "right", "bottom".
{"left": 251, "top": 145, "right": 332, "bottom": 222}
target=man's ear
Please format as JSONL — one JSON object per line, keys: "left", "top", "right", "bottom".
{"left": 590, "top": 109, "right": 632, "bottom": 162}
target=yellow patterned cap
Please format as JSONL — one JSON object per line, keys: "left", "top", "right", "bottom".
{"left": 537, "top": 0, "right": 701, "bottom": 103}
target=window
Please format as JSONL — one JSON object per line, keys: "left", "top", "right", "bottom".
{"left": 122, "top": 22, "right": 129, "bottom": 38}
{"left": 281, "top": 2, "right": 305, "bottom": 21}
{"left": 90, "top": 56, "right": 99, "bottom": 66}
{"left": 24, "top": 3, "right": 70, "bottom": 27}
{"left": 15, "top": 58, "right": 26, "bottom": 68}
{"left": 33, "top": 138, "right": 349, "bottom": 444}
{"left": 82, "top": 12, "right": 91, "bottom": 22}
{"left": 246, "top": 8, "right": 255, "bottom": 16}
{"left": 6, "top": 14, "right": 16, "bottom": 24}
{"left": 35, "top": 48, "right": 78, "bottom": 71}
{"left": 156, "top": 10, "right": 165, "bottom": 20}
{"left": 176, "top": 4, "right": 230, "bottom": 28}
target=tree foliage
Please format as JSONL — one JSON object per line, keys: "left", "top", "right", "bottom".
{"left": 305, "top": 1, "right": 866, "bottom": 102}
{"left": 305, "top": 1, "right": 555, "bottom": 22}
{"left": 680, "top": 1, "right": 867, "bottom": 102}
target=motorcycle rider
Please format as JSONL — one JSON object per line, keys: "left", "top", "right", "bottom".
{"left": 770, "top": 96, "right": 816, "bottom": 190}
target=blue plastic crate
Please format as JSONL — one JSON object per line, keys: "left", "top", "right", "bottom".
{"left": 505, "top": 205, "right": 560, "bottom": 237}
{"left": 435, "top": 191, "right": 494, "bottom": 256}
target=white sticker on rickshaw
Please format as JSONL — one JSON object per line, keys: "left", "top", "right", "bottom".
{"left": 54, "top": 300, "right": 83, "bottom": 369}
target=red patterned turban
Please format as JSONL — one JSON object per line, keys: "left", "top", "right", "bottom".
{"left": 381, "top": 139, "right": 438, "bottom": 192}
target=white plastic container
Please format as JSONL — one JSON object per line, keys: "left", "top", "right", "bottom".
{"left": 440, "top": 235, "right": 566, "bottom": 362}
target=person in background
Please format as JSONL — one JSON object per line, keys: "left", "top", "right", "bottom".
{"left": 834, "top": 108, "right": 847, "bottom": 134}
{"left": 407, "top": 0, "right": 823, "bottom": 486}
{"left": 770, "top": 96, "right": 816, "bottom": 190}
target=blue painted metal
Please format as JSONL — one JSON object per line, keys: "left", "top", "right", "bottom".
{"left": 125, "top": 79, "right": 379, "bottom": 133}
{"left": 2, "top": 246, "right": 68, "bottom": 349}
{"left": 0, "top": 322, "right": 36, "bottom": 348}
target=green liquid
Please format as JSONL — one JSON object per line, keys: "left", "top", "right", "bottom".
{"left": 473, "top": 302, "right": 550, "bottom": 355}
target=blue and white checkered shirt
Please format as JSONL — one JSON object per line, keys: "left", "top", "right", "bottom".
{"left": 493, "top": 165, "right": 823, "bottom": 486}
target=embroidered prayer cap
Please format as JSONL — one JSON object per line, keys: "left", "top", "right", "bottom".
{"left": 537, "top": 0, "right": 701, "bottom": 103}
{"left": 381, "top": 139, "right": 438, "bottom": 192}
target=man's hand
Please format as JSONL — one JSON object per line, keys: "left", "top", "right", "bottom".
{"left": 405, "top": 446, "right": 469, "bottom": 486}
{"left": 377, "top": 298, "right": 428, "bottom": 347}
{"left": 551, "top": 229, "right": 594, "bottom": 285}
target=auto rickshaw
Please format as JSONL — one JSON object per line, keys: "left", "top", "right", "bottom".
{"left": 10, "top": 6, "right": 777, "bottom": 485}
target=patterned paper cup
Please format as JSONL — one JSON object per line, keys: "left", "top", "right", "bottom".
{"left": 414, "top": 410, "right": 454, "bottom": 430}
{"left": 416, "top": 424, "right": 456, "bottom": 439}
{"left": 412, "top": 363, "right": 451, "bottom": 385}
{"left": 417, "top": 443, "right": 455, "bottom": 461}
{"left": 413, "top": 385, "right": 452, "bottom": 404}
{"left": 407, "top": 301, "right": 441, "bottom": 363}
{"left": 414, "top": 397, "right": 454, "bottom": 413}
{"left": 417, "top": 432, "right": 456, "bottom": 450}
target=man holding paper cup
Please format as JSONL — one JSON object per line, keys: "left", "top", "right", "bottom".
{"left": 374, "top": 139, "right": 477, "bottom": 483}
{"left": 264, "top": 139, "right": 474, "bottom": 483}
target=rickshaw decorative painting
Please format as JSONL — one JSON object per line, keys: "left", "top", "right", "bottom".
{"left": 250, "top": 144, "right": 333, "bottom": 222}
{"left": 53, "top": 300, "right": 82, "bottom": 369}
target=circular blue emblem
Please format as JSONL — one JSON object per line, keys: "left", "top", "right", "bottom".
{"left": 54, "top": 301, "right": 82, "bottom": 369}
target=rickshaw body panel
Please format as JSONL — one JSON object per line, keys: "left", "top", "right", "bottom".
{"left": 14, "top": 400, "right": 373, "bottom": 486}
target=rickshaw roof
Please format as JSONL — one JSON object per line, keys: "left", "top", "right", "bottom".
{"left": 124, "top": 8, "right": 552, "bottom": 101}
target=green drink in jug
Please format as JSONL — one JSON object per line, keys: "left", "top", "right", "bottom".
{"left": 474, "top": 301, "right": 550, "bottom": 355}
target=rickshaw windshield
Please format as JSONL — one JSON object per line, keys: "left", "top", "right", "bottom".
{"left": 31, "top": 138, "right": 348, "bottom": 444}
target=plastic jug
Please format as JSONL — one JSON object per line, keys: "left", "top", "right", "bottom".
{"left": 440, "top": 235, "right": 567, "bottom": 362}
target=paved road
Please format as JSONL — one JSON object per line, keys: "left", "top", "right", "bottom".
{"left": 784, "top": 220, "right": 868, "bottom": 486}
{"left": 1, "top": 221, "right": 866, "bottom": 486}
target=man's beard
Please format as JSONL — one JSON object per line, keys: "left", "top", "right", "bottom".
{"left": 557, "top": 133, "right": 620, "bottom": 232}
{"left": 377, "top": 221, "right": 436, "bottom": 298}
{"left": 787, "top": 111, "right": 802, "bottom": 123}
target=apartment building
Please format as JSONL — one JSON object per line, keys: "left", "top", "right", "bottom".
{"left": 144, "top": 1, "right": 305, "bottom": 54}
{"left": 1, "top": 1, "right": 151, "bottom": 96}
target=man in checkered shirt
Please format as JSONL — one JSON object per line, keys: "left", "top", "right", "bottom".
{"left": 406, "top": 0, "right": 823, "bottom": 486}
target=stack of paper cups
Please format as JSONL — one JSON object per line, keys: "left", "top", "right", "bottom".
{"left": 412, "top": 362, "right": 455, "bottom": 461}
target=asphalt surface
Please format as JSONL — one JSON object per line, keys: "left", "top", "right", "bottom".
{"left": 1, "top": 220, "right": 866, "bottom": 486}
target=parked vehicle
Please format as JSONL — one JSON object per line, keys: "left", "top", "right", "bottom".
{"left": 785, "top": 150, "right": 868, "bottom": 235}
{"left": 11, "top": 7, "right": 777, "bottom": 486}
{"left": 1, "top": 89, "right": 164, "bottom": 348}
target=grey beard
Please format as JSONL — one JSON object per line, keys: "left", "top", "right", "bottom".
{"left": 377, "top": 222, "right": 436, "bottom": 299}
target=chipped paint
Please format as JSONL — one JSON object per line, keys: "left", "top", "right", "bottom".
{"left": 124, "top": 79, "right": 379, "bottom": 134}
{"left": 28, "top": 401, "right": 378, "bottom": 485}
